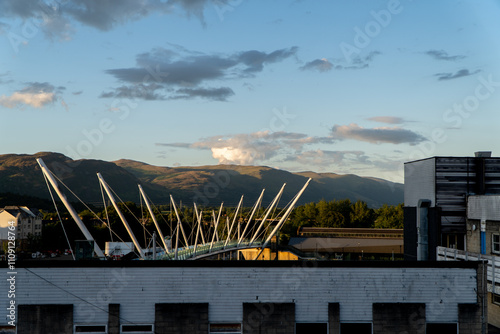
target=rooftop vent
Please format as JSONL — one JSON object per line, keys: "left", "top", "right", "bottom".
{"left": 475, "top": 151, "right": 492, "bottom": 158}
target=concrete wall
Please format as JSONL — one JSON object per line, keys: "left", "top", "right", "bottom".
{"left": 108, "top": 304, "right": 119, "bottom": 334}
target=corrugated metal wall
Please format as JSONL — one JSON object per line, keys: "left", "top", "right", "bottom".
{"left": 0, "top": 266, "right": 478, "bottom": 326}
{"left": 435, "top": 157, "right": 473, "bottom": 232}
{"left": 405, "top": 157, "right": 500, "bottom": 233}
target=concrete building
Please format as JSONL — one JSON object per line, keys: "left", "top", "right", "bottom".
{"left": 0, "top": 206, "right": 42, "bottom": 244}
{"left": 438, "top": 195, "right": 500, "bottom": 331}
{"left": 0, "top": 261, "right": 486, "bottom": 334}
{"left": 404, "top": 152, "right": 500, "bottom": 261}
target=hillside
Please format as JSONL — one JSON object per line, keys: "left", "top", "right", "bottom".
{"left": 0, "top": 152, "right": 403, "bottom": 208}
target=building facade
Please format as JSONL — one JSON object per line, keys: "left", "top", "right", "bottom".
{"left": 0, "top": 206, "right": 42, "bottom": 244}
{"left": 0, "top": 261, "right": 486, "bottom": 334}
{"left": 404, "top": 152, "right": 500, "bottom": 260}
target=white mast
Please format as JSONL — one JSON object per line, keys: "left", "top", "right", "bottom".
{"left": 36, "top": 158, "right": 105, "bottom": 259}
{"left": 249, "top": 183, "right": 286, "bottom": 246}
{"left": 170, "top": 195, "right": 190, "bottom": 259}
{"left": 97, "top": 173, "right": 145, "bottom": 259}
{"left": 138, "top": 184, "right": 169, "bottom": 253}
{"left": 209, "top": 203, "right": 223, "bottom": 251}
{"left": 238, "top": 189, "right": 265, "bottom": 246}
{"left": 192, "top": 203, "right": 203, "bottom": 255}
{"left": 224, "top": 195, "right": 243, "bottom": 248}
{"left": 193, "top": 203, "right": 206, "bottom": 245}
{"left": 254, "top": 178, "right": 311, "bottom": 260}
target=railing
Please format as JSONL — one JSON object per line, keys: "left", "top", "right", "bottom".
{"left": 151, "top": 240, "right": 264, "bottom": 260}
{"left": 437, "top": 246, "right": 500, "bottom": 294}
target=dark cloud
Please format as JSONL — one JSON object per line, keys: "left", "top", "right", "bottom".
{"left": 297, "top": 51, "right": 380, "bottom": 73}
{"left": 425, "top": 50, "right": 466, "bottom": 62}
{"left": 100, "top": 83, "right": 165, "bottom": 100}
{"left": 173, "top": 87, "right": 234, "bottom": 101}
{"left": 156, "top": 142, "right": 192, "bottom": 148}
{"left": 366, "top": 116, "right": 405, "bottom": 124}
{"left": 331, "top": 123, "right": 426, "bottom": 145}
{"left": 20, "top": 82, "right": 65, "bottom": 94}
{"left": 72, "top": 90, "right": 83, "bottom": 95}
{"left": 238, "top": 47, "right": 298, "bottom": 73}
{"left": 300, "top": 58, "right": 332, "bottom": 72}
{"left": 0, "top": 0, "right": 219, "bottom": 40}
{"left": 435, "top": 69, "right": 480, "bottom": 81}
{"left": 101, "top": 46, "right": 298, "bottom": 101}
{"left": 0, "top": 72, "right": 13, "bottom": 84}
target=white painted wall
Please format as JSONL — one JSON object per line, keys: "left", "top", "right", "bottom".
{"left": 404, "top": 158, "right": 436, "bottom": 207}
{"left": 0, "top": 265, "right": 477, "bottom": 326}
{"left": 468, "top": 195, "right": 500, "bottom": 221}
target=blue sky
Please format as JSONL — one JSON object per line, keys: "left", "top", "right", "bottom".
{"left": 1, "top": 0, "right": 500, "bottom": 183}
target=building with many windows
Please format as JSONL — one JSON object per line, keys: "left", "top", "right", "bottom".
{"left": 438, "top": 194, "right": 500, "bottom": 330}
{"left": 404, "top": 151, "right": 500, "bottom": 261}
{"left": 0, "top": 206, "right": 43, "bottom": 245}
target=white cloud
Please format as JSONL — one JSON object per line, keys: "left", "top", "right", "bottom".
{"left": 0, "top": 82, "right": 63, "bottom": 109}
{"left": 0, "top": 91, "right": 55, "bottom": 108}
{"left": 157, "top": 130, "right": 332, "bottom": 165}
{"left": 211, "top": 147, "right": 263, "bottom": 165}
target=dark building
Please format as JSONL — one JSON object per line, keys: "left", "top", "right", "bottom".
{"left": 404, "top": 151, "right": 500, "bottom": 260}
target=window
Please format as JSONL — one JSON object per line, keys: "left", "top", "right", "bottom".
{"left": 340, "top": 323, "right": 372, "bottom": 334}
{"left": 493, "top": 293, "right": 500, "bottom": 306}
{"left": 120, "top": 324, "right": 153, "bottom": 334}
{"left": 74, "top": 325, "right": 107, "bottom": 333}
{"left": 426, "top": 323, "right": 457, "bottom": 334}
{"left": 209, "top": 323, "right": 241, "bottom": 333}
{"left": 296, "top": 323, "right": 327, "bottom": 334}
{"left": 492, "top": 234, "right": 500, "bottom": 254}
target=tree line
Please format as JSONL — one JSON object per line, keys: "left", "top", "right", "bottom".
{"left": 11, "top": 199, "right": 403, "bottom": 254}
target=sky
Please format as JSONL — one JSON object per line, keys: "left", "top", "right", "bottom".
{"left": 1, "top": 0, "right": 500, "bottom": 183}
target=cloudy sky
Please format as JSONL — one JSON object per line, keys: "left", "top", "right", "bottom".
{"left": 1, "top": 0, "right": 500, "bottom": 183}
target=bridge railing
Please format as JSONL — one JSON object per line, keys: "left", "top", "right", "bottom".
{"left": 153, "top": 240, "right": 263, "bottom": 260}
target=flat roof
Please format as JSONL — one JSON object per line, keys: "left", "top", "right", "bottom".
{"left": 289, "top": 237, "right": 403, "bottom": 254}
{"left": 9, "top": 259, "right": 480, "bottom": 269}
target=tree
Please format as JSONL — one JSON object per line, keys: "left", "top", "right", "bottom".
{"left": 350, "top": 200, "right": 374, "bottom": 228}
{"left": 374, "top": 203, "right": 403, "bottom": 229}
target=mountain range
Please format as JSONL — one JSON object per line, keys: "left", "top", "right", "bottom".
{"left": 0, "top": 152, "right": 403, "bottom": 208}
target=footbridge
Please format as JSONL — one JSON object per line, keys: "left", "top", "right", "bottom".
{"left": 37, "top": 158, "right": 311, "bottom": 261}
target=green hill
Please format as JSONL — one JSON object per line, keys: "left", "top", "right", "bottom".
{"left": 0, "top": 152, "right": 403, "bottom": 209}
